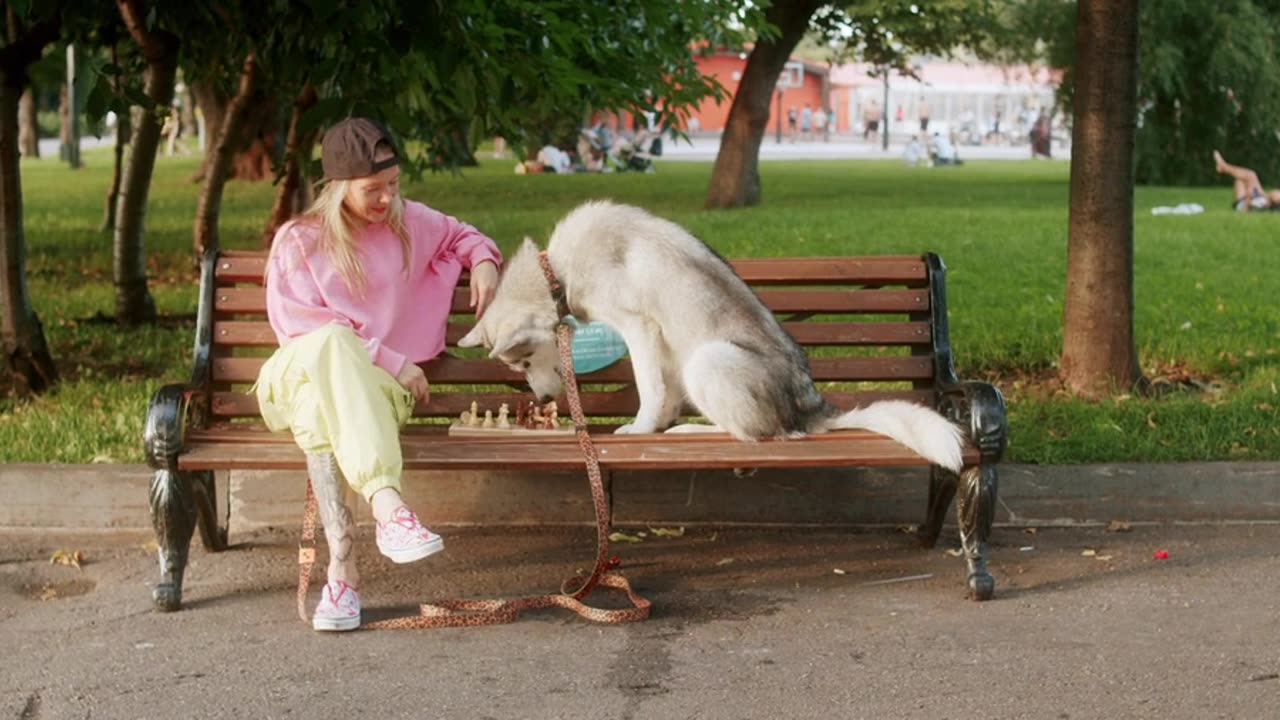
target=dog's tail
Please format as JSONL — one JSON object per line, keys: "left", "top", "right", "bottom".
{"left": 820, "top": 400, "right": 966, "bottom": 473}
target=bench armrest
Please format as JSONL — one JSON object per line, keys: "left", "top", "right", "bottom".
{"left": 143, "top": 382, "right": 209, "bottom": 472}
{"left": 938, "top": 380, "right": 1008, "bottom": 463}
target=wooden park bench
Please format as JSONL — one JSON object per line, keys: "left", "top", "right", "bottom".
{"left": 143, "top": 249, "right": 1008, "bottom": 612}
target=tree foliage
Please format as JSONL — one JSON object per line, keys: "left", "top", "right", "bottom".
{"left": 1001, "top": 0, "right": 1280, "bottom": 186}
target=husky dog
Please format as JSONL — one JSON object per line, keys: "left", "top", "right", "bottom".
{"left": 458, "top": 201, "right": 966, "bottom": 472}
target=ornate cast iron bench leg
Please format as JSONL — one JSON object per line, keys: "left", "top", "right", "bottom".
{"left": 149, "top": 469, "right": 224, "bottom": 612}
{"left": 956, "top": 464, "right": 997, "bottom": 600}
{"left": 918, "top": 465, "right": 959, "bottom": 550}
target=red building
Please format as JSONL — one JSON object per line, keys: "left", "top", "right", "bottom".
{"left": 683, "top": 49, "right": 834, "bottom": 135}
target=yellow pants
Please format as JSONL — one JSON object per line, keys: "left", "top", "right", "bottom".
{"left": 253, "top": 324, "right": 415, "bottom": 501}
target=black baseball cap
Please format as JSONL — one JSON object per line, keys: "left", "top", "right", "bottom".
{"left": 320, "top": 118, "right": 399, "bottom": 182}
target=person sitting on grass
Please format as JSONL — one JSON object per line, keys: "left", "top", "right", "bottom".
{"left": 1214, "top": 150, "right": 1280, "bottom": 212}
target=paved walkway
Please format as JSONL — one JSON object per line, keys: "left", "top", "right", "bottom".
{"left": 2, "top": 523, "right": 1277, "bottom": 718}
{"left": 661, "top": 134, "right": 1069, "bottom": 162}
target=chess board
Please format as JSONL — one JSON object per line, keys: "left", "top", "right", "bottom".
{"left": 447, "top": 422, "right": 574, "bottom": 437}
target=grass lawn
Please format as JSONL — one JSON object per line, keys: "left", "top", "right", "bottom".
{"left": 2, "top": 147, "right": 1277, "bottom": 464}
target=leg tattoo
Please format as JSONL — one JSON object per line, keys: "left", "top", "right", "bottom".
{"left": 306, "top": 452, "right": 357, "bottom": 584}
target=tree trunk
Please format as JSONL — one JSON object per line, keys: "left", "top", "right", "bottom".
{"left": 100, "top": 102, "right": 130, "bottom": 232}
{"left": 17, "top": 86, "right": 37, "bottom": 157}
{"left": 705, "top": 0, "right": 823, "bottom": 209}
{"left": 193, "top": 52, "right": 260, "bottom": 259}
{"left": 1, "top": 71, "right": 58, "bottom": 395}
{"left": 189, "top": 79, "right": 227, "bottom": 183}
{"left": 1060, "top": 0, "right": 1144, "bottom": 397}
{"left": 57, "top": 81, "right": 70, "bottom": 155}
{"left": 114, "top": 0, "right": 179, "bottom": 325}
{"left": 263, "top": 81, "right": 318, "bottom": 246}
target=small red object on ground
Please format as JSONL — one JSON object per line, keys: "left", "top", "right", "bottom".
{"left": 1154, "top": 550, "right": 1169, "bottom": 560}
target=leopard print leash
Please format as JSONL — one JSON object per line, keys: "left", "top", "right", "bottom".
{"left": 295, "top": 256, "right": 651, "bottom": 628}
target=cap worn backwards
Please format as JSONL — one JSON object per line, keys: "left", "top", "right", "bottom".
{"left": 320, "top": 118, "right": 399, "bottom": 182}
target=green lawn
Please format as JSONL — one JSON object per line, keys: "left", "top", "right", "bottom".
{"left": 2, "top": 148, "right": 1276, "bottom": 464}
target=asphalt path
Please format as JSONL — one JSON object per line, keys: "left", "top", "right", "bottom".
{"left": 2, "top": 523, "right": 1277, "bottom": 719}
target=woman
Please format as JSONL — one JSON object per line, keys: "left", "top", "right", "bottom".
{"left": 1215, "top": 150, "right": 1280, "bottom": 212}
{"left": 255, "top": 118, "right": 502, "bottom": 631}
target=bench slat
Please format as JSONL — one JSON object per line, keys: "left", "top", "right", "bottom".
{"left": 213, "top": 286, "right": 930, "bottom": 316}
{"left": 216, "top": 254, "right": 928, "bottom": 286}
{"left": 177, "top": 428, "right": 971, "bottom": 471}
{"left": 209, "top": 388, "right": 935, "bottom": 419}
{"left": 211, "top": 355, "right": 934, "bottom": 384}
{"left": 211, "top": 320, "right": 932, "bottom": 349}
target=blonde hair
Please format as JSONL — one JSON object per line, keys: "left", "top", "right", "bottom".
{"left": 268, "top": 177, "right": 412, "bottom": 296}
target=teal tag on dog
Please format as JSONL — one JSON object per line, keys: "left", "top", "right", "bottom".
{"left": 567, "top": 317, "right": 628, "bottom": 373}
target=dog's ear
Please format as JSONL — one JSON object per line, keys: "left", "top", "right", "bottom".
{"left": 488, "top": 328, "right": 539, "bottom": 360}
{"left": 457, "top": 324, "right": 488, "bottom": 349}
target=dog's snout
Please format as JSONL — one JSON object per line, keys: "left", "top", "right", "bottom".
{"left": 537, "top": 393, "right": 554, "bottom": 403}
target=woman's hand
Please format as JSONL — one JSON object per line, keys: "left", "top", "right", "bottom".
{"left": 470, "top": 260, "right": 499, "bottom": 318}
{"left": 396, "top": 361, "right": 430, "bottom": 404}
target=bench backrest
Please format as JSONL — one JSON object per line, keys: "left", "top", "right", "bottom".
{"left": 193, "top": 250, "right": 957, "bottom": 427}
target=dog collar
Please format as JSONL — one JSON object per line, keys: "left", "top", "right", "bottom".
{"left": 537, "top": 251, "right": 572, "bottom": 320}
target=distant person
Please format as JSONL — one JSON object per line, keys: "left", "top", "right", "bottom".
{"left": 812, "top": 107, "right": 828, "bottom": 143}
{"left": 1214, "top": 150, "right": 1280, "bottom": 212}
{"left": 903, "top": 135, "right": 924, "bottom": 167}
{"left": 1030, "top": 112, "right": 1052, "bottom": 159}
{"left": 800, "top": 104, "right": 813, "bottom": 141}
{"left": 824, "top": 107, "right": 836, "bottom": 141}
{"left": 918, "top": 97, "right": 931, "bottom": 133}
{"left": 862, "top": 101, "right": 881, "bottom": 144}
{"left": 930, "top": 132, "right": 962, "bottom": 166}
{"left": 787, "top": 106, "right": 798, "bottom": 142}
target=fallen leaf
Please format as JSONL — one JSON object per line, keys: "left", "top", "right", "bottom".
{"left": 945, "top": 548, "right": 963, "bottom": 557}
{"left": 648, "top": 527, "right": 685, "bottom": 538}
{"left": 833, "top": 568, "right": 847, "bottom": 575}
{"left": 50, "top": 549, "right": 85, "bottom": 569}
{"left": 715, "top": 557, "right": 735, "bottom": 566}
{"left": 1020, "top": 546, "right": 1035, "bottom": 552}
{"left": 140, "top": 539, "right": 159, "bottom": 553}
{"left": 38, "top": 585, "right": 58, "bottom": 601}
{"left": 1081, "top": 549, "right": 1097, "bottom": 557}
{"left": 608, "top": 531, "right": 644, "bottom": 544}
{"left": 1107, "top": 520, "right": 1133, "bottom": 533}
{"left": 1023, "top": 527, "right": 1039, "bottom": 535}
{"left": 896, "top": 524, "right": 919, "bottom": 535}
{"left": 1095, "top": 554, "right": 1114, "bottom": 561}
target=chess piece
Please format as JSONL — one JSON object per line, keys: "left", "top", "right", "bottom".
{"left": 459, "top": 410, "right": 472, "bottom": 426}
{"left": 544, "top": 401, "right": 558, "bottom": 429}
{"left": 467, "top": 401, "right": 481, "bottom": 427}
{"left": 530, "top": 403, "right": 544, "bottom": 428}
{"left": 497, "top": 403, "right": 511, "bottom": 429}
{"left": 482, "top": 410, "right": 495, "bottom": 428}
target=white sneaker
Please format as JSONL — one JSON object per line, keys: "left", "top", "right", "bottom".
{"left": 375, "top": 507, "right": 444, "bottom": 564}
{"left": 313, "top": 580, "right": 361, "bottom": 632}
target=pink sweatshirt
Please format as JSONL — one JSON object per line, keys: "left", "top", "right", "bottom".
{"left": 265, "top": 200, "right": 502, "bottom": 377}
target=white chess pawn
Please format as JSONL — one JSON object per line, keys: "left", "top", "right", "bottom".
{"left": 497, "top": 403, "right": 511, "bottom": 429}
{"left": 482, "top": 410, "right": 495, "bottom": 428}
{"left": 467, "top": 401, "right": 481, "bottom": 427}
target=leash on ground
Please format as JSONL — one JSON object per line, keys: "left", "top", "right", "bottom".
{"left": 296, "top": 281, "right": 651, "bottom": 628}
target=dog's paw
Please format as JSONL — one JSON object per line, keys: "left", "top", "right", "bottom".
{"left": 615, "top": 422, "right": 657, "bottom": 434}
